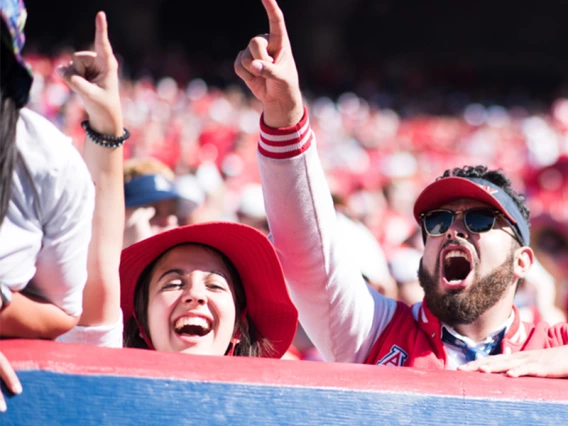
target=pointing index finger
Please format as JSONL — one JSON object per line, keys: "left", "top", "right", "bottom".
{"left": 94, "top": 11, "right": 114, "bottom": 58}
{"left": 261, "top": 0, "right": 288, "bottom": 49}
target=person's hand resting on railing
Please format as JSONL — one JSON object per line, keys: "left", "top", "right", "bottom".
{"left": 459, "top": 345, "right": 568, "bottom": 378}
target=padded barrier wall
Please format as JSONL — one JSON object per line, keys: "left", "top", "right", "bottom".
{"left": 1, "top": 339, "right": 567, "bottom": 425}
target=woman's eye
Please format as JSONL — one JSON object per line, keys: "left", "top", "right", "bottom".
{"left": 162, "top": 280, "right": 183, "bottom": 290}
{"left": 206, "top": 282, "right": 227, "bottom": 291}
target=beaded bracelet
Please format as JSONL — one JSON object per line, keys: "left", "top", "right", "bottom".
{"left": 81, "top": 120, "right": 131, "bottom": 148}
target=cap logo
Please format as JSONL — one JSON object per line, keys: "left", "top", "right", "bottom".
{"left": 153, "top": 175, "right": 172, "bottom": 191}
{"left": 477, "top": 184, "right": 498, "bottom": 195}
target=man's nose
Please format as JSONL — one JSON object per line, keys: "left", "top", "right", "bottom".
{"left": 446, "top": 214, "right": 469, "bottom": 240}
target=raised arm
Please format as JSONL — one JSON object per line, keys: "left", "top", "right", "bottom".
{"left": 234, "top": 0, "right": 397, "bottom": 363}
{"left": 57, "top": 12, "right": 124, "bottom": 341}
{"left": 0, "top": 291, "right": 82, "bottom": 339}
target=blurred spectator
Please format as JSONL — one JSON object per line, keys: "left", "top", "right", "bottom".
{"left": 516, "top": 258, "right": 566, "bottom": 325}
{"left": 123, "top": 158, "right": 180, "bottom": 247}
{"left": 336, "top": 212, "right": 396, "bottom": 298}
{"left": 525, "top": 157, "right": 568, "bottom": 319}
{"left": 389, "top": 247, "right": 424, "bottom": 306}
{"left": 236, "top": 183, "right": 269, "bottom": 235}
{"left": 174, "top": 173, "right": 206, "bottom": 225}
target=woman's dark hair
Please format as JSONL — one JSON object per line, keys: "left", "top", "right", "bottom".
{"left": 0, "top": 19, "right": 20, "bottom": 227}
{"left": 123, "top": 243, "right": 274, "bottom": 357}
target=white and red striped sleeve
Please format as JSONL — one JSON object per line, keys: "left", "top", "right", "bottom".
{"left": 258, "top": 107, "right": 313, "bottom": 159}
{"left": 257, "top": 108, "right": 397, "bottom": 364}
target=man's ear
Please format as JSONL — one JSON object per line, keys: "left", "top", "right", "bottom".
{"left": 513, "top": 245, "right": 534, "bottom": 279}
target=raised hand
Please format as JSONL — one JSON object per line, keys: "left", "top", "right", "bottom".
{"left": 458, "top": 345, "right": 568, "bottom": 378}
{"left": 57, "top": 12, "right": 123, "bottom": 136}
{"left": 234, "top": 0, "right": 303, "bottom": 128}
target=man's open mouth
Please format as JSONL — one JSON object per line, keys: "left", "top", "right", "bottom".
{"left": 443, "top": 249, "right": 472, "bottom": 283}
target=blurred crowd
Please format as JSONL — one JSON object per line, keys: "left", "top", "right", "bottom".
{"left": 25, "top": 52, "right": 568, "bottom": 358}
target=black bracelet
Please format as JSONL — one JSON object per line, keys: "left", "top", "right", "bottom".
{"left": 81, "top": 120, "right": 131, "bottom": 148}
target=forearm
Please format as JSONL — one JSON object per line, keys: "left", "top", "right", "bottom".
{"left": 80, "top": 132, "right": 124, "bottom": 326}
{"left": 258, "top": 115, "right": 396, "bottom": 363}
{"left": 0, "top": 292, "right": 78, "bottom": 339}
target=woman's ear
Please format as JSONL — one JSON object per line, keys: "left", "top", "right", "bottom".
{"left": 514, "top": 245, "right": 534, "bottom": 279}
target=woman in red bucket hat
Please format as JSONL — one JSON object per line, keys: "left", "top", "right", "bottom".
{"left": 119, "top": 222, "right": 298, "bottom": 358}
{"left": 45, "top": 9, "right": 297, "bottom": 359}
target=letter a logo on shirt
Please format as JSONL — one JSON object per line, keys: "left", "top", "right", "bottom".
{"left": 377, "top": 345, "right": 408, "bottom": 366}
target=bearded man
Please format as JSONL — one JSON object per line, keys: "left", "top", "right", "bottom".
{"left": 235, "top": 0, "right": 568, "bottom": 377}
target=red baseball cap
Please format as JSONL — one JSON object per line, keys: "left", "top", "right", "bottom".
{"left": 413, "top": 176, "right": 530, "bottom": 246}
{"left": 120, "top": 222, "right": 298, "bottom": 358}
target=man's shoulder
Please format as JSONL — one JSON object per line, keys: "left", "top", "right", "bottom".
{"left": 383, "top": 301, "right": 422, "bottom": 333}
{"left": 509, "top": 318, "right": 568, "bottom": 350}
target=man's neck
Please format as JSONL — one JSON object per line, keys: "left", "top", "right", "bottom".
{"left": 452, "top": 300, "right": 514, "bottom": 343}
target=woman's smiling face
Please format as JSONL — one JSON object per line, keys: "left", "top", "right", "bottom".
{"left": 146, "top": 244, "right": 237, "bottom": 356}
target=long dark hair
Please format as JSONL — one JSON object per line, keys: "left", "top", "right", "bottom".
{"left": 0, "top": 19, "right": 20, "bottom": 227}
{"left": 123, "top": 243, "right": 274, "bottom": 357}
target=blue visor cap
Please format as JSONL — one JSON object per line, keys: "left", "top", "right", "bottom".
{"left": 124, "top": 174, "right": 180, "bottom": 208}
{"left": 413, "top": 176, "right": 530, "bottom": 247}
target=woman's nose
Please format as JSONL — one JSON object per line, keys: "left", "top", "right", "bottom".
{"left": 181, "top": 282, "right": 207, "bottom": 305}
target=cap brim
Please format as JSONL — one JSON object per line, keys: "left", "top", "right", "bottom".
{"left": 125, "top": 191, "right": 179, "bottom": 208}
{"left": 413, "top": 177, "right": 517, "bottom": 224}
{"left": 119, "top": 222, "right": 298, "bottom": 358}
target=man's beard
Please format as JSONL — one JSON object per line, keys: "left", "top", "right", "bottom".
{"left": 418, "top": 248, "right": 515, "bottom": 327}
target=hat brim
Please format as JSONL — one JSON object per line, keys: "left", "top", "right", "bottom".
{"left": 119, "top": 222, "right": 298, "bottom": 358}
{"left": 413, "top": 177, "right": 517, "bottom": 224}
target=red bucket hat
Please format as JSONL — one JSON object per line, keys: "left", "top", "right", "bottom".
{"left": 119, "top": 222, "right": 298, "bottom": 359}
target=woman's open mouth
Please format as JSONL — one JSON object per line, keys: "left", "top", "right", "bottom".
{"left": 173, "top": 316, "right": 212, "bottom": 338}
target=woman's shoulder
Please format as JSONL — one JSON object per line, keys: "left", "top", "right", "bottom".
{"left": 17, "top": 108, "right": 80, "bottom": 167}
{"left": 16, "top": 108, "right": 90, "bottom": 187}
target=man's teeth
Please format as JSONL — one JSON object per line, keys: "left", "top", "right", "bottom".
{"left": 444, "top": 250, "right": 467, "bottom": 264}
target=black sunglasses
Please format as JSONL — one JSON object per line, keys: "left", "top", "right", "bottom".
{"left": 420, "top": 207, "right": 522, "bottom": 244}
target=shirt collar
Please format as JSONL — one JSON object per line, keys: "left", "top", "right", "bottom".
{"left": 441, "top": 311, "right": 514, "bottom": 348}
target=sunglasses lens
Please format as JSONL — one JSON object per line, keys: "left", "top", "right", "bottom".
{"left": 424, "top": 211, "right": 454, "bottom": 235}
{"left": 465, "top": 209, "right": 496, "bottom": 233}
